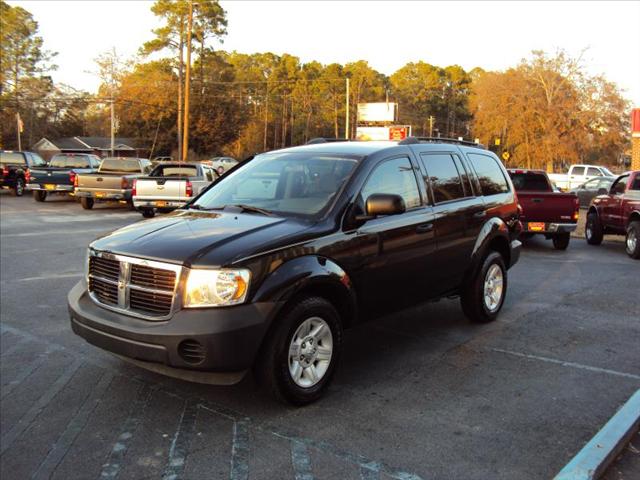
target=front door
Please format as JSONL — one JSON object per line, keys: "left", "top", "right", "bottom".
{"left": 602, "top": 175, "right": 629, "bottom": 230}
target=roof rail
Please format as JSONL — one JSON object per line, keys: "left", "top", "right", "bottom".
{"left": 398, "top": 136, "right": 485, "bottom": 149}
{"left": 306, "top": 137, "right": 351, "bottom": 145}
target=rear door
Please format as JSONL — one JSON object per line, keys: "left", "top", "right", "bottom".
{"left": 354, "top": 155, "right": 437, "bottom": 313}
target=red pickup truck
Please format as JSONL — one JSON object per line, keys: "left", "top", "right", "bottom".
{"left": 507, "top": 169, "right": 580, "bottom": 250}
{"left": 586, "top": 170, "right": 640, "bottom": 259}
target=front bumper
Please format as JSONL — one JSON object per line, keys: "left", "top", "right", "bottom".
{"left": 27, "top": 183, "right": 73, "bottom": 192}
{"left": 68, "top": 281, "right": 280, "bottom": 382}
{"left": 522, "top": 222, "right": 577, "bottom": 234}
{"left": 75, "top": 190, "right": 131, "bottom": 201}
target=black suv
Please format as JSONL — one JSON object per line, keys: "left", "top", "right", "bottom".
{"left": 1, "top": 150, "right": 47, "bottom": 196}
{"left": 68, "top": 138, "right": 522, "bottom": 404}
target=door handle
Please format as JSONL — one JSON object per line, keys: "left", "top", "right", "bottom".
{"left": 96, "top": 177, "right": 103, "bottom": 182}
{"left": 416, "top": 223, "right": 434, "bottom": 233}
{"left": 531, "top": 198, "right": 543, "bottom": 203}
{"left": 473, "top": 210, "right": 487, "bottom": 219}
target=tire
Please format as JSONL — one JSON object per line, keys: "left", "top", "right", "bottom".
{"left": 255, "top": 296, "right": 342, "bottom": 405}
{"left": 14, "top": 177, "right": 25, "bottom": 197}
{"left": 33, "top": 190, "right": 47, "bottom": 202}
{"left": 585, "top": 211, "right": 603, "bottom": 245}
{"left": 461, "top": 251, "right": 508, "bottom": 324}
{"left": 625, "top": 221, "right": 640, "bottom": 259}
{"left": 141, "top": 208, "right": 155, "bottom": 218}
{"left": 552, "top": 233, "right": 570, "bottom": 250}
{"left": 81, "top": 197, "right": 94, "bottom": 210}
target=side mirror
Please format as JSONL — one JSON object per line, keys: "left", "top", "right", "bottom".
{"left": 597, "top": 188, "right": 607, "bottom": 195}
{"left": 356, "top": 193, "right": 405, "bottom": 221}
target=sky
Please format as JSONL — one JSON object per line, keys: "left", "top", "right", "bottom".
{"left": 12, "top": 0, "right": 640, "bottom": 105}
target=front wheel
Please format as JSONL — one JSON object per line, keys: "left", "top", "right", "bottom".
{"left": 585, "top": 212, "right": 603, "bottom": 245}
{"left": 80, "top": 197, "right": 94, "bottom": 210}
{"left": 461, "top": 251, "right": 508, "bottom": 323}
{"left": 255, "top": 297, "right": 342, "bottom": 405}
{"left": 552, "top": 233, "right": 570, "bottom": 250}
{"left": 14, "top": 178, "right": 25, "bottom": 197}
{"left": 33, "top": 190, "right": 47, "bottom": 202}
{"left": 626, "top": 221, "right": 640, "bottom": 259}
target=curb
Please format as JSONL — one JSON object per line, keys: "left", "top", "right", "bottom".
{"left": 554, "top": 389, "right": 640, "bottom": 480}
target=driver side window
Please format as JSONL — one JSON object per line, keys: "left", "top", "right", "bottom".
{"left": 361, "top": 157, "right": 421, "bottom": 210}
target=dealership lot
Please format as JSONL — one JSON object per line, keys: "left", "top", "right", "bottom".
{"left": 1, "top": 193, "right": 638, "bottom": 479}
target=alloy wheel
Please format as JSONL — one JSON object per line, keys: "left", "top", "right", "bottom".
{"left": 288, "top": 316, "right": 333, "bottom": 388}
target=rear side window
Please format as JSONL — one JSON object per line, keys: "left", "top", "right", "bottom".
{"left": 630, "top": 176, "right": 640, "bottom": 191}
{"left": 572, "top": 166, "right": 585, "bottom": 176}
{"left": 509, "top": 172, "right": 551, "bottom": 192}
{"left": 362, "top": 157, "right": 421, "bottom": 209}
{"left": 587, "top": 167, "right": 602, "bottom": 176}
{"left": 29, "top": 153, "right": 47, "bottom": 167}
{"left": 468, "top": 153, "right": 510, "bottom": 196}
{"left": 421, "top": 154, "right": 465, "bottom": 203}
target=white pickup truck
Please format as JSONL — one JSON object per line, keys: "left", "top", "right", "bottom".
{"left": 548, "top": 164, "right": 615, "bottom": 191}
{"left": 132, "top": 162, "right": 217, "bottom": 218}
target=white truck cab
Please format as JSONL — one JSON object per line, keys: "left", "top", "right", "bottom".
{"left": 548, "top": 164, "right": 615, "bottom": 191}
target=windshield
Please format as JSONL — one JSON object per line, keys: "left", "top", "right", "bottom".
{"left": 0, "top": 152, "right": 26, "bottom": 164}
{"left": 99, "top": 158, "right": 141, "bottom": 173}
{"left": 50, "top": 155, "right": 91, "bottom": 169}
{"left": 509, "top": 172, "right": 551, "bottom": 192}
{"left": 601, "top": 167, "right": 614, "bottom": 177}
{"left": 193, "top": 152, "right": 360, "bottom": 217}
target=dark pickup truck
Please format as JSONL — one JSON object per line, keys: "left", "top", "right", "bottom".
{"left": 28, "top": 153, "right": 102, "bottom": 202}
{"left": 1, "top": 150, "right": 47, "bottom": 196}
{"left": 69, "top": 137, "right": 522, "bottom": 405}
{"left": 507, "top": 169, "right": 580, "bottom": 250}
{"left": 74, "top": 157, "right": 154, "bottom": 209}
{"left": 586, "top": 170, "right": 640, "bottom": 259}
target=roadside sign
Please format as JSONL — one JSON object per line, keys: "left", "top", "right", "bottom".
{"left": 502, "top": 151, "right": 511, "bottom": 161}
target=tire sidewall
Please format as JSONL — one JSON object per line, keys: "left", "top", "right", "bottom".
{"left": 626, "top": 222, "right": 640, "bottom": 259}
{"left": 269, "top": 298, "right": 342, "bottom": 405}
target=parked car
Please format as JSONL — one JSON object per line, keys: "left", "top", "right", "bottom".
{"left": 548, "top": 164, "right": 615, "bottom": 191}
{"left": 570, "top": 176, "right": 616, "bottom": 207}
{"left": 28, "top": 153, "right": 101, "bottom": 202}
{"left": 507, "top": 169, "right": 580, "bottom": 250}
{"left": 208, "top": 156, "right": 238, "bottom": 175}
{"left": 133, "top": 162, "right": 217, "bottom": 218}
{"left": 586, "top": 170, "right": 640, "bottom": 259}
{"left": 74, "top": 157, "right": 153, "bottom": 210}
{"left": 0, "top": 150, "right": 47, "bottom": 196}
{"left": 68, "top": 137, "right": 522, "bottom": 405}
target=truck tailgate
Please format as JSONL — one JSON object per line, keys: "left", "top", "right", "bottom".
{"left": 517, "top": 192, "right": 579, "bottom": 223}
{"left": 134, "top": 177, "right": 188, "bottom": 199}
{"left": 77, "top": 173, "right": 126, "bottom": 190}
{"left": 29, "top": 168, "right": 72, "bottom": 186}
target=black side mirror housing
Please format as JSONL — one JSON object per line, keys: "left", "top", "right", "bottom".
{"left": 355, "top": 193, "right": 406, "bottom": 221}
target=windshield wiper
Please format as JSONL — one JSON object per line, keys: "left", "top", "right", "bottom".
{"left": 187, "top": 204, "right": 222, "bottom": 211}
{"left": 227, "top": 204, "right": 274, "bottom": 216}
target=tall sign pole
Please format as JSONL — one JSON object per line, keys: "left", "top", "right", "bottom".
{"left": 632, "top": 108, "right": 640, "bottom": 171}
{"left": 182, "top": 0, "right": 193, "bottom": 162}
{"left": 345, "top": 77, "right": 350, "bottom": 139}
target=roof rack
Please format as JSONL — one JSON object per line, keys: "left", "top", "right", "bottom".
{"left": 306, "top": 137, "right": 351, "bottom": 145}
{"left": 398, "top": 136, "right": 485, "bottom": 149}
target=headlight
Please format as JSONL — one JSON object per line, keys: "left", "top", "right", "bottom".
{"left": 183, "top": 268, "right": 251, "bottom": 308}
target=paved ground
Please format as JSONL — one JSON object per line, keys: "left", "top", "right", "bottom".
{"left": 1, "top": 192, "right": 639, "bottom": 480}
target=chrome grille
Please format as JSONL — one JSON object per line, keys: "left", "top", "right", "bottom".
{"left": 88, "top": 252, "right": 181, "bottom": 320}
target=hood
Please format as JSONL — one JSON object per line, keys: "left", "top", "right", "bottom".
{"left": 90, "top": 209, "right": 313, "bottom": 267}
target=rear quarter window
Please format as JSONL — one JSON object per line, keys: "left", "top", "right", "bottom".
{"left": 467, "top": 153, "right": 510, "bottom": 196}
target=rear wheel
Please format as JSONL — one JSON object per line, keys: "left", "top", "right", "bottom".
{"left": 461, "top": 251, "right": 507, "bottom": 323}
{"left": 141, "top": 208, "right": 155, "bottom": 218}
{"left": 585, "top": 211, "right": 603, "bottom": 245}
{"left": 80, "top": 197, "right": 94, "bottom": 210}
{"left": 33, "top": 190, "right": 47, "bottom": 202}
{"left": 625, "top": 221, "right": 640, "bottom": 259}
{"left": 14, "top": 178, "right": 24, "bottom": 196}
{"left": 255, "top": 296, "right": 342, "bottom": 405}
{"left": 552, "top": 233, "right": 570, "bottom": 250}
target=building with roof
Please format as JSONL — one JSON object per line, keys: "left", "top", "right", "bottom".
{"left": 32, "top": 137, "right": 147, "bottom": 161}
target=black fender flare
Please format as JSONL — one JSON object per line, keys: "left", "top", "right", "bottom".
{"left": 464, "top": 217, "right": 512, "bottom": 283}
{"left": 252, "top": 255, "right": 358, "bottom": 327}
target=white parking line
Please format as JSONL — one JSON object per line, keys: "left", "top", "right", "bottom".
{"left": 492, "top": 349, "right": 640, "bottom": 381}
{"left": 1, "top": 228, "right": 108, "bottom": 238}
{"left": 4, "top": 272, "right": 82, "bottom": 283}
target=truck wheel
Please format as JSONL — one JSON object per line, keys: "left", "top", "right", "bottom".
{"left": 461, "top": 251, "right": 507, "bottom": 324}
{"left": 14, "top": 178, "right": 25, "bottom": 197}
{"left": 625, "top": 221, "right": 640, "bottom": 259}
{"left": 81, "top": 197, "right": 94, "bottom": 210}
{"left": 255, "top": 296, "right": 342, "bottom": 405}
{"left": 552, "top": 233, "right": 570, "bottom": 250}
{"left": 33, "top": 190, "right": 47, "bottom": 202}
{"left": 141, "top": 208, "right": 155, "bottom": 218}
{"left": 585, "top": 212, "right": 603, "bottom": 245}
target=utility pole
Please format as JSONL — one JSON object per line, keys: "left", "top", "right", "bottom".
{"left": 182, "top": 0, "right": 193, "bottom": 162}
{"left": 110, "top": 99, "right": 115, "bottom": 157}
{"left": 177, "top": 16, "right": 185, "bottom": 161}
{"left": 429, "top": 115, "right": 434, "bottom": 137}
{"left": 16, "top": 113, "right": 22, "bottom": 150}
{"left": 345, "top": 77, "right": 350, "bottom": 139}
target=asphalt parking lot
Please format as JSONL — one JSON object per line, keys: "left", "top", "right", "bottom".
{"left": 1, "top": 193, "right": 639, "bottom": 480}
